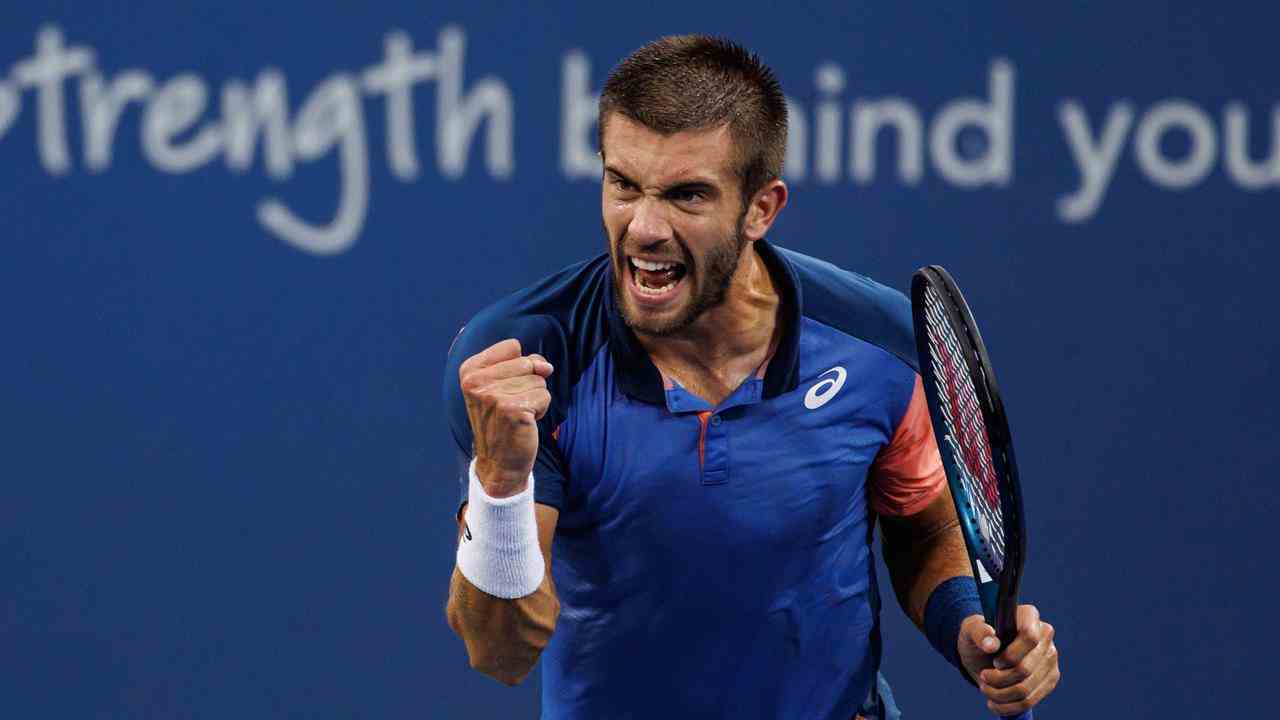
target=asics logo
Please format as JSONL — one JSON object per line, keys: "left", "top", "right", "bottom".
{"left": 804, "top": 366, "right": 847, "bottom": 410}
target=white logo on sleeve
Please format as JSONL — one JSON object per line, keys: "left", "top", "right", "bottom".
{"left": 804, "top": 366, "right": 847, "bottom": 409}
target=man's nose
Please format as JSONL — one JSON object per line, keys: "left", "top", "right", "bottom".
{"left": 626, "top": 196, "right": 673, "bottom": 247}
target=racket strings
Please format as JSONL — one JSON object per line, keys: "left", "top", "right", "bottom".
{"left": 922, "top": 286, "right": 1007, "bottom": 573}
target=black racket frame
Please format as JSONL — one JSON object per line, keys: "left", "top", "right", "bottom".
{"left": 911, "top": 265, "right": 1028, "bottom": 649}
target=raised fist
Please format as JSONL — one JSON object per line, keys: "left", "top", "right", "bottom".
{"left": 458, "top": 339, "right": 554, "bottom": 498}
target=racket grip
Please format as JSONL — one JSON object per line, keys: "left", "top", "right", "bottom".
{"left": 1002, "top": 710, "right": 1033, "bottom": 719}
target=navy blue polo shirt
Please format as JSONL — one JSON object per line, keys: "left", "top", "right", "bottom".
{"left": 444, "top": 241, "right": 945, "bottom": 719}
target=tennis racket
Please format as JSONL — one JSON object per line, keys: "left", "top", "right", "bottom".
{"left": 911, "top": 265, "right": 1032, "bottom": 720}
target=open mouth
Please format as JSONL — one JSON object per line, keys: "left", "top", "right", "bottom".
{"left": 628, "top": 256, "right": 688, "bottom": 299}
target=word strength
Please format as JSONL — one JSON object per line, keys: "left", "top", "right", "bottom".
{"left": 1, "top": 25, "right": 1278, "bottom": 255}
{"left": 1, "top": 25, "right": 513, "bottom": 255}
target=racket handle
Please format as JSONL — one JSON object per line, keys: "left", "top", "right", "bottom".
{"left": 1002, "top": 710, "right": 1033, "bottom": 719}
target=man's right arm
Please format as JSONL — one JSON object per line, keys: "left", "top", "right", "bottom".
{"left": 446, "top": 501, "right": 559, "bottom": 686}
{"left": 443, "top": 338, "right": 562, "bottom": 685}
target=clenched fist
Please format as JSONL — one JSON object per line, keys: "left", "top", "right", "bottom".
{"left": 458, "top": 339, "right": 554, "bottom": 498}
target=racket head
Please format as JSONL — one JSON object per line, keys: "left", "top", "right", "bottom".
{"left": 911, "top": 265, "right": 1028, "bottom": 645}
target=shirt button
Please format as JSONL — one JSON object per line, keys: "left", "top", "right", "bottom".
{"left": 710, "top": 415, "right": 722, "bottom": 426}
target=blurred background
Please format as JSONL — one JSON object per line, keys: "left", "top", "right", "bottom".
{"left": 2, "top": 2, "right": 1275, "bottom": 717}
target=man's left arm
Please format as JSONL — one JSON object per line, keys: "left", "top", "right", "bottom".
{"left": 874, "top": 376, "right": 1061, "bottom": 715}
{"left": 880, "top": 488, "right": 1060, "bottom": 714}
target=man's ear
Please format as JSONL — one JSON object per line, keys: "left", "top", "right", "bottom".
{"left": 742, "top": 179, "right": 788, "bottom": 241}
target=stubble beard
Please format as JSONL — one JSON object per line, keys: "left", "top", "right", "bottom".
{"left": 610, "top": 210, "right": 749, "bottom": 338}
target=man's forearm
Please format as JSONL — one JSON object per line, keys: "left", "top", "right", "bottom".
{"left": 445, "top": 500, "right": 560, "bottom": 686}
{"left": 445, "top": 564, "right": 559, "bottom": 685}
{"left": 880, "top": 485, "right": 973, "bottom": 628}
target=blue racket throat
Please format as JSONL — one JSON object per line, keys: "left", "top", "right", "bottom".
{"left": 977, "top": 575, "right": 1000, "bottom": 626}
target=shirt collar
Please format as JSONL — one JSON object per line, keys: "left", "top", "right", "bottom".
{"left": 606, "top": 239, "right": 802, "bottom": 406}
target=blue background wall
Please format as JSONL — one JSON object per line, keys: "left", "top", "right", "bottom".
{"left": 2, "top": 2, "right": 1275, "bottom": 717}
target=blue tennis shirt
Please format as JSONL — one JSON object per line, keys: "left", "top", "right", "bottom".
{"left": 444, "top": 241, "right": 944, "bottom": 719}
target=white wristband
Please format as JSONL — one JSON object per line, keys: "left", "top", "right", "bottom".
{"left": 455, "top": 459, "right": 545, "bottom": 599}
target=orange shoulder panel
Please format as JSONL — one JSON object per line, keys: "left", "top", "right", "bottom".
{"left": 868, "top": 375, "right": 947, "bottom": 517}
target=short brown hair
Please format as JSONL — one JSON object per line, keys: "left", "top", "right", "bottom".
{"left": 598, "top": 35, "right": 788, "bottom": 205}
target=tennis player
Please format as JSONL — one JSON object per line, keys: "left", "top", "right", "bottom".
{"left": 443, "top": 35, "right": 1060, "bottom": 719}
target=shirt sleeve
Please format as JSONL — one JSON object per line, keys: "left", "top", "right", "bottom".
{"left": 443, "top": 320, "right": 569, "bottom": 515}
{"left": 868, "top": 374, "right": 947, "bottom": 517}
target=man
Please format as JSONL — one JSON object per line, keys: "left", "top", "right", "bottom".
{"left": 443, "top": 36, "right": 1060, "bottom": 719}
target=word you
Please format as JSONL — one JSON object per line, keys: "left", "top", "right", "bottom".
{"left": 1057, "top": 99, "right": 1280, "bottom": 221}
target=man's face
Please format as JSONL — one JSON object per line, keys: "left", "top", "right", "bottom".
{"left": 600, "top": 114, "right": 749, "bottom": 337}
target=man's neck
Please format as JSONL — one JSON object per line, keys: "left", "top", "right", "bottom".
{"left": 636, "top": 243, "right": 782, "bottom": 405}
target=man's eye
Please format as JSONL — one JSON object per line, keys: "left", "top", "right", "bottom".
{"left": 672, "top": 189, "right": 705, "bottom": 203}
{"left": 611, "top": 177, "right": 635, "bottom": 192}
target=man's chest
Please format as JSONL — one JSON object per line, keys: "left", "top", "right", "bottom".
{"left": 553, "top": 372, "right": 900, "bottom": 548}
